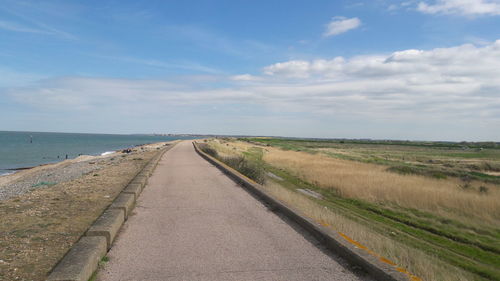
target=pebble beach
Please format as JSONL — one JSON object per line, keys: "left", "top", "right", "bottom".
{"left": 0, "top": 142, "right": 170, "bottom": 201}
{"left": 0, "top": 141, "right": 174, "bottom": 281}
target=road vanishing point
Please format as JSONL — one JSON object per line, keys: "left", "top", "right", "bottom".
{"left": 96, "top": 141, "right": 372, "bottom": 281}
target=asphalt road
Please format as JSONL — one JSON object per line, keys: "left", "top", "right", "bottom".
{"left": 97, "top": 141, "right": 371, "bottom": 281}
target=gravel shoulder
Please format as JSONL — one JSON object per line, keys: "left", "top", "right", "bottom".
{"left": 0, "top": 142, "right": 172, "bottom": 281}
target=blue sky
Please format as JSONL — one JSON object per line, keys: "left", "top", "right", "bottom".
{"left": 1, "top": 0, "right": 499, "bottom": 140}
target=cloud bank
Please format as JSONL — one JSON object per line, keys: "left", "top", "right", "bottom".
{"left": 418, "top": 0, "right": 500, "bottom": 16}
{"left": 260, "top": 41, "right": 500, "bottom": 123}
{"left": 3, "top": 40, "right": 500, "bottom": 139}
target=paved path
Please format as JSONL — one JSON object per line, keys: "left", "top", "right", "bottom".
{"left": 97, "top": 141, "right": 370, "bottom": 281}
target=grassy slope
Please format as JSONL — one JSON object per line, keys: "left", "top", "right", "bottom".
{"left": 214, "top": 138, "right": 500, "bottom": 281}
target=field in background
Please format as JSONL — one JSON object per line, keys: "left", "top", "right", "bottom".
{"left": 200, "top": 138, "right": 500, "bottom": 281}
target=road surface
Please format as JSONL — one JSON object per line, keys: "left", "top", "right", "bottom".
{"left": 97, "top": 141, "right": 370, "bottom": 281}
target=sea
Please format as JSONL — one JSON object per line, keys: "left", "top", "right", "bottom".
{"left": 0, "top": 131, "right": 197, "bottom": 176}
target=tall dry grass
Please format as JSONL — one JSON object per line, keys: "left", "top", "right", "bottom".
{"left": 205, "top": 139, "right": 250, "bottom": 157}
{"left": 264, "top": 148, "right": 500, "bottom": 224}
{"left": 262, "top": 181, "right": 475, "bottom": 281}
{"left": 202, "top": 140, "right": 266, "bottom": 184}
{"left": 206, "top": 139, "right": 486, "bottom": 280}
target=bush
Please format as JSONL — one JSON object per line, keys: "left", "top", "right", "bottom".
{"left": 221, "top": 155, "right": 266, "bottom": 184}
{"left": 199, "top": 144, "right": 218, "bottom": 158}
{"left": 198, "top": 142, "right": 266, "bottom": 184}
{"left": 479, "top": 186, "right": 489, "bottom": 194}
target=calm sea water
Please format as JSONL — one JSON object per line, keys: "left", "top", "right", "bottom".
{"left": 0, "top": 131, "right": 196, "bottom": 175}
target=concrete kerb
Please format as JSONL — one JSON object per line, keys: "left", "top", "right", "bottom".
{"left": 130, "top": 175, "right": 147, "bottom": 187}
{"left": 109, "top": 193, "right": 135, "bottom": 219}
{"left": 86, "top": 209, "right": 125, "bottom": 250}
{"left": 192, "top": 142, "right": 409, "bottom": 281}
{"left": 140, "top": 167, "right": 151, "bottom": 177}
{"left": 144, "top": 166, "right": 153, "bottom": 176}
{"left": 46, "top": 143, "right": 177, "bottom": 281}
{"left": 122, "top": 183, "right": 142, "bottom": 200}
{"left": 137, "top": 171, "right": 150, "bottom": 179}
{"left": 46, "top": 236, "right": 107, "bottom": 281}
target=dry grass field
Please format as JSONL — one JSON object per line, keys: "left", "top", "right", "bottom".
{"left": 202, "top": 138, "right": 500, "bottom": 281}
{"left": 264, "top": 148, "right": 499, "bottom": 225}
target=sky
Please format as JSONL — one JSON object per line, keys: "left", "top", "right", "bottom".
{"left": 0, "top": 0, "right": 499, "bottom": 141}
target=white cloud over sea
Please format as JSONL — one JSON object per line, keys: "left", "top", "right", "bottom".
{"left": 3, "top": 40, "right": 500, "bottom": 140}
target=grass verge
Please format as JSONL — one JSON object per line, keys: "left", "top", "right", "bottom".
{"left": 205, "top": 138, "right": 500, "bottom": 281}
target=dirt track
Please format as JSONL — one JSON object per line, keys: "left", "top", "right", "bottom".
{"left": 97, "top": 141, "right": 370, "bottom": 281}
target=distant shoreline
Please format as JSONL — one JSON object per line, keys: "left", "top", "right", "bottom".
{"left": 0, "top": 132, "right": 198, "bottom": 178}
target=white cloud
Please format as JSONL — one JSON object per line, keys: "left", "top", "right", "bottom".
{"left": 323, "top": 17, "right": 361, "bottom": 37}
{"left": 417, "top": 0, "right": 500, "bottom": 16}
{"left": 388, "top": 4, "right": 399, "bottom": 11}
{"left": 6, "top": 76, "right": 250, "bottom": 113}
{"left": 263, "top": 60, "right": 316, "bottom": 78}
{"left": 231, "top": 74, "right": 261, "bottom": 81}
{"left": 259, "top": 40, "right": 500, "bottom": 121}
{"left": 263, "top": 41, "right": 499, "bottom": 81}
